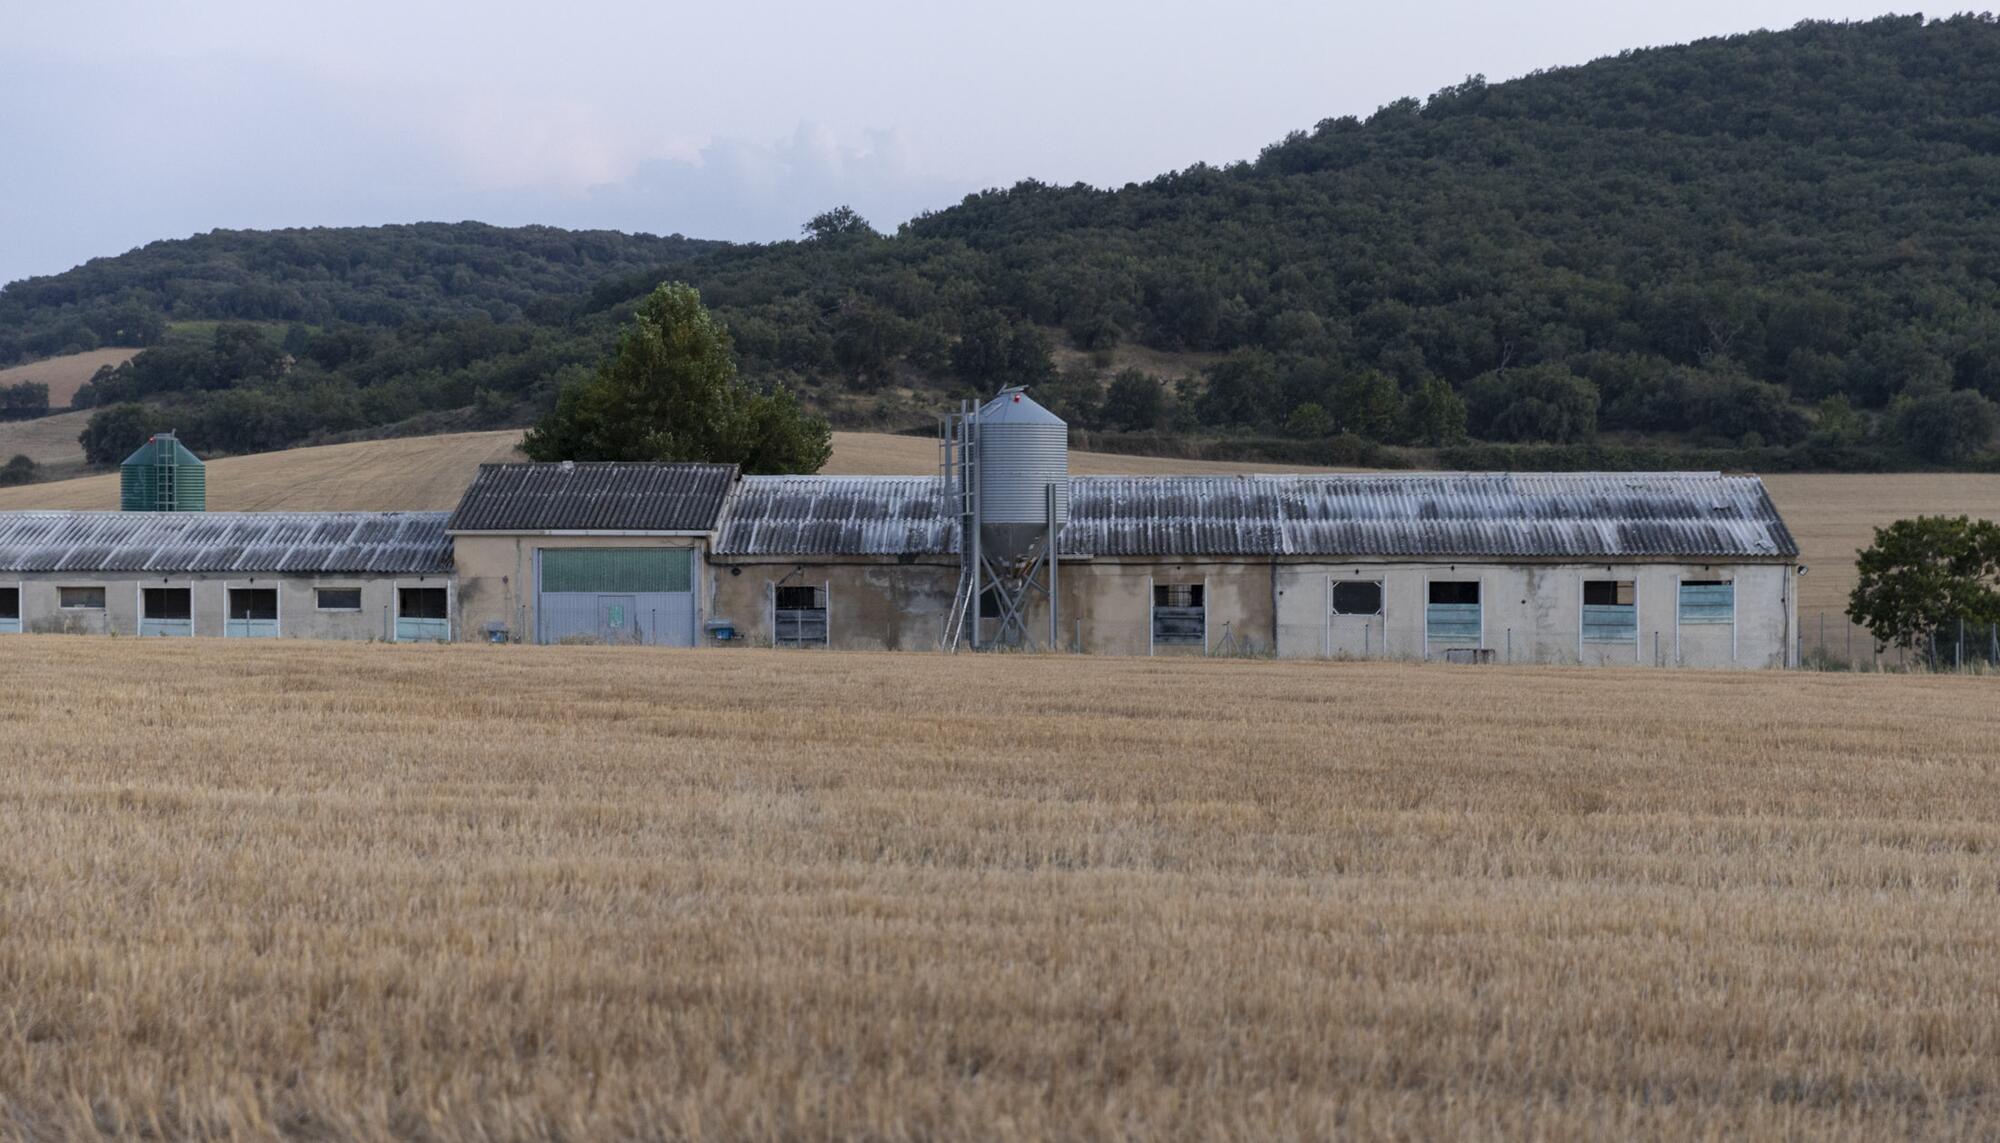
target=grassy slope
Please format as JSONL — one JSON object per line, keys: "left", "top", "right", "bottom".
{"left": 1, "top": 639, "right": 1995, "bottom": 1138}
{"left": 0, "top": 347, "right": 140, "bottom": 408}
{"left": 0, "top": 429, "right": 1994, "bottom": 616}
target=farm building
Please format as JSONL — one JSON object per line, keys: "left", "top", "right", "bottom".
{"left": 448, "top": 462, "right": 736, "bottom": 646}
{"left": 0, "top": 512, "right": 454, "bottom": 639}
{"left": 705, "top": 470, "right": 1800, "bottom": 668}
{"left": 0, "top": 391, "right": 1805, "bottom": 666}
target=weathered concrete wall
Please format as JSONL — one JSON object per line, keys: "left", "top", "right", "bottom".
{"left": 4, "top": 573, "right": 445, "bottom": 640}
{"left": 707, "top": 559, "right": 958, "bottom": 651}
{"left": 692, "top": 555, "right": 1794, "bottom": 667}
{"left": 452, "top": 534, "right": 706, "bottom": 643}
{"left": 1268, "top": 561, "right": 1794, "bottom": 668}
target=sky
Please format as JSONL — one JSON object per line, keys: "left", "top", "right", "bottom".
{"left": 0, "top": 1, "right": 1905, "bottom": 288}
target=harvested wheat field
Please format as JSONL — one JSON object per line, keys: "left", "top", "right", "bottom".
{"left": 0, "top": 429, "right": 1327, "bottom": 511}
{"left": 0, "top": 348, "right": 141, "bottom": 408}
{"left": 1, "top": 640, "right": 1997, "bottom": 1138}
{"left": 1763, "top": 473, "right": 2000, "bottom": 618}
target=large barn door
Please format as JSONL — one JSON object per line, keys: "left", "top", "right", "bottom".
{"left": 536, "top": 549, "right": 694, "bottom": 647}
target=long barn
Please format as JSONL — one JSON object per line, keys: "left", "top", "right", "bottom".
{"left": 0, "top": 397, "right": 1803, "bottom": 667}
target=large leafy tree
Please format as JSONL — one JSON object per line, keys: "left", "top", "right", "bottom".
{"left": 1847, "top": 516, "right": 2000, "bottom": 657}
{"left": 523, "top": 283, "right": 831, "bottom": 474}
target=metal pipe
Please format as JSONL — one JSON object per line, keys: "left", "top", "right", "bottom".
{"left": 1047, "top": 483, "right": 1060, "bottom": 652}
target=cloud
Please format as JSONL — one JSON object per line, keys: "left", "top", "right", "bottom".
{"left": 565, "top": 123, "right": 980, "bottom": 241}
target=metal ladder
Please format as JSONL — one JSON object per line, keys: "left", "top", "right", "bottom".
{"left": 938, "top": 407, "right": 978, "bottom": 652}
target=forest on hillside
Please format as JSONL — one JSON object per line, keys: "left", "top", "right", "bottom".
{"left": 6, "top": 14, "right": 2000, "bottom": 472}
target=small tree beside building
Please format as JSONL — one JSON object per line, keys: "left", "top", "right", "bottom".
{"left": 1848, "top": 515, "right": 2000, "bottom": 664}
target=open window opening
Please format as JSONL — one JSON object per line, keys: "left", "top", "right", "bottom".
{"left": 1331, "top": 580, "right": 1383, "bottom": 616}
{"left": 316, "top": 587, "right": 362, "bottom": 612}
{"left": 399, "top": 588, "right": 448, "bottom": 620}
{"left": 1425, "top": 580, "right": 1482, "bottom": 646}
{"left": 1152, "top": 583, "right": 1206, "bottom": 646}
{"left": 0, "top": 587, "right": 18, "bottom": 632}
{"left": 1679, "top": 579, "right": 1735, "bottom": 625}
{"left": 774, "top": 583, "right": 829, "bottom": 648}
{"left": 59, "top": 586, "right": 105, "bottom": 610}
{"left": 396, "top": 587, "right": 450, "bottom": 642}
{"left": 1582, "top": 579, "right": 1638, "bottom": 643}
{"left": 141, "top": 587, "right": 193, "bottom": 637}
{"left": 226, "top": 587, "right": 278, "bottom": 637}
{"left": 143, "top": 588, "right": 192, "bottom": 620}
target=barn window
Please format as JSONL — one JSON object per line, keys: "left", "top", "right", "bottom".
{"left": 1331, "top": 580, "right": 1383, "bottom": 616}
{"left": 400, "top": 588, "right": 448, "bottom": 619}
{"left": 143, "top": 588, "right": 191, "bottom": 620}
{"left": 774, "top": 584, "right": 829, "bottom": 648}
{"left": 1425, "top": 580, "right": 1481, "bottom": 644}
{"left": 1582, "top": 579, "right": 1637, "bottom": 643}
{"left": 396, "top": 587, "right": 450, "bottom": 642}
{"left": 141, "top": 587, "right": 193, "bottom": 637}
{"left": 978, "top": 586, "right": 1002, "bottom": 620}
{"left": 1152, "top": 583, "right": 1206, "bottom": 646}
{"left": 0, "top": 587, "right": 18, "bottom": 619}
{"left": 316, "top": 587, "right": 363, "bottom": 611}
{"left": 1679, "top": 580, "right": 1735, "bottom": 625}
{"left": 228, "top": 588, "right": 277, "bottom": 620}
{"left": 59, "top": 586, "right": 105, "bottom": 610}
{"left": 226, "top": 587, "right": 279, "bottom": 638}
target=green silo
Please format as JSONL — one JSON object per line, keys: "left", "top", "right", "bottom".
{"left": 120, "top": 432, "right": 206, "bottom": 512}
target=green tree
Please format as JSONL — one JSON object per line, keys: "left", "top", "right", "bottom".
{"left": 78, "top": 403, "right": 164, "bottom": 466}
{"left": 1331, "top": 370, "right": 1404, "bottom": 441}
{"left": 0, "top": 382, "right": 49, "bottom": 414}
{"left": 1464, "top": 364, "right": 1599, "bottom": 443}
{"left": 1889, "top": 390, "right": 1999, "bottom": 464}
{"left": 802, "top": 206, "right": 877, "bottom": 242}
{"left": 523, "top": 283, "right": 831, "bottom": 474}
{"left": 1402, "top": 375, "right": 1468, "bottom": 444}
{"left": 0, "top": 454, "right": 37, "bottom": 486}
{"left": 1848, "top": 516, "right": 2000, "bottom": 660}
{"left": 1100, "top": 369, "right": 1167, "bottom": 431}
{"left": 1284, "top": 402, "right": 1335, "bottom": 438}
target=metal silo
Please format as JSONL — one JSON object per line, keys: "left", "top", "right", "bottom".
{"left": 939, "top": 386, "right": 1069, "bottom": 651}
{"left": 120, "top": 432, "right": 206, "bottom": 512}
{"left": 976, "top": 387, "right": 1068, "bottom": 560}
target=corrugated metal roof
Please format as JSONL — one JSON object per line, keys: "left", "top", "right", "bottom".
{"left": 715, "top": 476, "right": 955, "bottom": 556}
{"left": 447, "top": 462, "right": 738, "bottom": 532}
{"left": 710, "top": 472, "right": 1797, "bottom": 560}
{"left": 0, "top": 512, "right": 454, "bottom": 574}
{"left": 1062, "top": 473, "right": 1798, "bottom": 559}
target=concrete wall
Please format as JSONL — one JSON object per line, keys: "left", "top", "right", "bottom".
{"left": 707, "top": 559, "right": 959, "bottom": 651}
{"left": 1, "top": 573, "right": 449, "bottom": 640}
{"left": 689, "top": 556, "right": 1795, "bottom": 667}
{"left": 452, "top": 533, "right": 706, "bottom": 644}
{"left": 1269, "top": 561, "right": 1794, "bottom": 668}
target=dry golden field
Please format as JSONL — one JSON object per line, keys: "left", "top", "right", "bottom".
{"left": 0, "top": 429, "right": 1326, "bottom": 512}
{"left": 0, "top": 409, "right": 98, "bottom": 472}
{"left": 1, "top": 639, "right": 1997, "bottom": 1139}
{"left": 1764, "top": 473, "right": 2000, "bottom": 618}
{"left": 0, "top": 348, "right": 141, "bottom": 408}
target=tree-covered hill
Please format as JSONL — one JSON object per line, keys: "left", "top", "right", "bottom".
{"left": 8, "top": 13, "right": 2000, "bottom": 471}
{"left": 0, "top": 223, "right": 716, "bottom": 362}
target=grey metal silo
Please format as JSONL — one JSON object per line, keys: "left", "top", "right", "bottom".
{"left": 975, "top": 387, "right": 1068, "bottom": 560}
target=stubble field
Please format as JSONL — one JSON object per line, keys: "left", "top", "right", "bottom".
{"left": 1, "top": 638, "right": 1996, "bottom": 1139}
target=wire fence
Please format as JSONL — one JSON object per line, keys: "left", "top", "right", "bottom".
{"left": 1798, "top": 610, "right": 2000, "bottom": 672}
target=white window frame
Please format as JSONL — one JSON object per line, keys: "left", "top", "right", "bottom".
{"left": 315, "top": 586, "right": 365, "bottom": 612}
{"left": 58, "top": 585, "right": 106, "bottom": 610}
